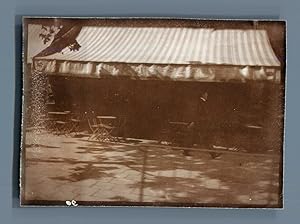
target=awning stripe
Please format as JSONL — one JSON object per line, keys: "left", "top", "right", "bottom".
{"left": 123, "top": 28, "right": 147, "bottom": 63}
{"left": 87, "top": 27, "right": 113, "bottom": 61}
{"left": 91, "top": 27, "right": 119, "bottom": 61}
{"left": 255, "top": 30, "right": 268, "bottom": 66}
{"left": 159, "top": 28, "right": 172, "bottom": 62}
{"left": 155, "top": 28, "right": 172, "bottom": 62}
{"left": 262, "top": 31, "right": 281, "bottom": 66}
{"left": 250, "top": 30, "right": 262, "bottom": 66}
{"left": 247, "top": 31, "right": 256, "bottom": 65}
{"left": 228, "top": 30, "right": 233, "bottom": 64}
{"left": 217, "top": 30, "right": 223, "bottom": 64}
{"left": 111, "top": 28, "right": 139, "bottom": 61}
{"left": 174, "top": 28, "right": 188, "bottom": 62}
{"left": 31, "top": 25, "right": 281, "bottom": 67}
{"left": 222, "top": 30, "right": 228, "bottom": 64}
{"left": 199, "top": 29, "right": 209, "bottom": 63}
{"left": 77, "top": 27, "right": 106, "bottom": 61}
{"left": 140, "top": 28, "right": 158, "bottom": 62}
{"left": 137, "top": 28, "right": 156, "bottom": 62}
{"left": 165, "top": 28, "right": 182, "bottom": 63}
{"left": 232, "top": 30, "right": 238, "bottom": 65}
{"left": 236, "top": 31, "right": 245, "bottom": 65}
{"left": 207, "top": 30, "right": 215, "bottom": 64}
{"left": 259, "top": 31, "right": 272, "bottom": 66}
{"left": 100, "top": 28, "right": 130, "bottom": 61}
{"left": 242, "top": 31, "right": 250, "bottom": 65}
{"left": 72, "top": 27, "right": 102, "bottom": 61}
{"left": 190, "top": 28, "right": 201, "bottom": 62}
{"left": 177, "top": 28, "right": 192, "bottom": 62}
{"left": 144, "top": 27, "right": 164, "bottom": 61}
{"left": 229, "top": 30, "right": 235, "bottom": 64}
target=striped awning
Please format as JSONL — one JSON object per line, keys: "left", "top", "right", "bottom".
{"left": 34, "top": 26, "right": 280, "bottom": 67}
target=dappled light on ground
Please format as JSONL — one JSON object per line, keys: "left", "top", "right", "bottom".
{"left": 24, "top": 131, "right": 281, "bottom": 206}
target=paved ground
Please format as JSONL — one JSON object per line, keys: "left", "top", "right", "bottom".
{"left": 22, "top": 131, "right": 281, "bottom": 207}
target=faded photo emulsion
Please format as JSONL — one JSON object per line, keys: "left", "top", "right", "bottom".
{"left": 20, "top": 18, "right": 285, "bottom": 208}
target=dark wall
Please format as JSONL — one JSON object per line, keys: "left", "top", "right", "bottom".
{"left": 48, "top": 75, "right": 284, "bottom": 142}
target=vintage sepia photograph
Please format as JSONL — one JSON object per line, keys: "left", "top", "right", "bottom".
{"left": 21, "top": 17, "right": 285, "bottom": 208}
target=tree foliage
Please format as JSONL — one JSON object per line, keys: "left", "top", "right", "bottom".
{"left": 37, "top": 20, "right": 82, "bottom": 56}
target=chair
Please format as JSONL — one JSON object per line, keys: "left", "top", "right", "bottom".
{"left": 86, "top": 112, "right": 116, "bottom": 142}
{"left": 64, "top": 112, "right": 84, "bottom": 137}
{"left": 48, "top": 111, "right": 71, "bottom": 135}
{"left": 97, "top": 117, "right": 116, "bottom": 142}
{"left": 86, "top": 111, "right": 99, "bottom": 140}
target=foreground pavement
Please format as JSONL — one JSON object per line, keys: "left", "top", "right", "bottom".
{"left": 22, "top": 131, "right": 281, "bottom": 207}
